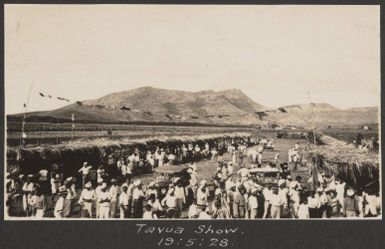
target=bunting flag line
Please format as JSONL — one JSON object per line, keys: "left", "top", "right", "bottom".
{"left": 37, "top": 91, "right": 77, "bottom": 103}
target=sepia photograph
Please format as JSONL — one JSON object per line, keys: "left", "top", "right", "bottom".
{"left": 4, "top": 4, "right": 381, "bottom": 220}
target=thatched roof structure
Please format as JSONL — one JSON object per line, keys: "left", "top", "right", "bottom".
{"left": 304, "top": 135, "right": 379, "bottom": 193}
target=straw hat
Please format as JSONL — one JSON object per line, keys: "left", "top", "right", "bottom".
{"left": 316, "top": 187, "right": 323, "bottom": 193}
{"left": 85, "top": 181, "right": 92, "bottom": 188}
{"left": 27, "top": 174, "right": 34, "bottom": 178}
{"left": 19, "top": 174, "right": 25, "bottom": 179}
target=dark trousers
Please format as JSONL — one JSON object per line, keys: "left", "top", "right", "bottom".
{"left": 133, "top": 199, "right": 143, "bottom": 218}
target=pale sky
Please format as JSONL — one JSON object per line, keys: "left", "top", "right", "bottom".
{"left": 5, "top": 5, "right": 380, "bottom": 114}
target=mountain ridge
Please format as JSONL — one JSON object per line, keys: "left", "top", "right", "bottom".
{"left": 8, "top": 87, "right": 378, "bottom": 127}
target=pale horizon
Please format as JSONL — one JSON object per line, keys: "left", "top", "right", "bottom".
{"left": 5, "top": 5, "right": 380, "bottom": 115}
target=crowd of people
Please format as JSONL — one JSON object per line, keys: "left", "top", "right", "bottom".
{"left": 6, "top": 137, "right": 381, "bottom": 219}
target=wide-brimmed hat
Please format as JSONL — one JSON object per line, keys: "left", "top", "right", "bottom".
{"left": 111, "top": 178, "right": 117, "bottom": 183}
{"left": 316, "top": 187, "right": 323, "bottom": 193}
{"left": 19, "top": 174, "right": 25, "bottom": 179}
{"left": 346, "top": 189, "right": 355, "bottom": 197}
{"left": 27, "top": 174, "right": 34, "bottom": 178}
{"left": 85, "top": 181, "right": 92, "bottom": 188}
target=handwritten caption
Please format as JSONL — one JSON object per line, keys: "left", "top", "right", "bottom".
{"left": 136, "top": 224, "right": 242, "bottom": 247}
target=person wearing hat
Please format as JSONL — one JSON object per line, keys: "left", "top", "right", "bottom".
{"left": 161, "top": 187, "right": 178, "bottom": 218}
{"left": 98, "top": 182, "right": 112, "bottom": 219}
{"left": 54, "top": 186, "right": 67, "bottom": 218}
{"left": 22, "top": 174, "right": 35, "bottom": 216}
{"left": 132, "top": 180, "right": 144, "bottom": 218}
{"left": 79, "top": 162, "right": 93, "bottom": 188}
{"left": 78, "top": 181, "right": 96, "bottom": 218}
{"left": 50, "top": 174, "right": 62, "bottom": 202}
{"left": 197, "top": 180, "right": 208, "bottom": 211}
{"left": 119, "top": 185, "right": 130, "bottom": 218}
{"left": 109, "top": 179, "right": 119, "bottom": 218}
{"left": 343, "top": 188, "right": 360, "bottom": 217}
{"left": 233, "top": 185, "right": 247, "bottom": 219}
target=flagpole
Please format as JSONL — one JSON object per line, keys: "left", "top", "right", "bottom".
{"left": 307, "top": 91, "right": 316, "bottom": 145}
{"left": 18, "top": 82, "right": 34, "bottom": 157}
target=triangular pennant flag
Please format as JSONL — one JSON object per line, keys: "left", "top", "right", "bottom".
{"left": 39, "top": 92, "right": 45, "bottom": 97}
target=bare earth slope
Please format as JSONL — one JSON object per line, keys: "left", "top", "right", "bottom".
{"left": 8, "top": 87, "right": 378, "bottom": 127}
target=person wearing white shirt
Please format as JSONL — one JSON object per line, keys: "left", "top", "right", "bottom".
{"left": 248, "top": 191, "right": 259, "bottom": 219}
{"left": 119, "top": 185, "right": 130, "bottom": 218}
{"left": 54, "top": 187, "right": 67, "bottom": 218}
{"left": 147, "top": 194, "right": 163, "bottom": 217}
{"left": 197, "top": 185, "right": 209, "bottom": 210}
{"left": 132, "top": 180, "right": 144, "bottom": 218}
{"left": 237, "top": 167, "right": 249, "bottom": 183}
{"left": 78, "top": 182, "right": 95, "bottom": 218}
{"left": 269, "top": 189, "right": 283, "bottom": 219}
{"left": 78, "top": 162, "right": 92, "bottom": 188}
{"left": 109, "top": 179, "right": 119, "bottom": 218}
{"left": 98, "top": 183, "right": 111, "bottom": 219}
{"left": 162, "top": 188, "right": 178, "bottom": 218}
{"left": 143, "top": 204, "right": 158, "bottom": 219}
{"left": 198, "top": 208, "right": 212, "bottom": 219}
{"left": 188, "top": 199, "right": 199, "bottom": 219}
{"left": 307, "top": 191, "right": 320, "bottom": 218}
{"left": 174, "top": 182, "right": 186, "bottom": 217}
{"left": 363, "top": 192, "right": 378, "bottom": 217}
{"left": 22, "top": 176, "right": 35, "bottom": 215}
{"left": 298, "top": 201, "right": 310, "bottom": 219}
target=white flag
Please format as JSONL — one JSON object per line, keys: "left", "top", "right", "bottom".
{"left": 22, "top": 132, "right": 27, "bottom": 138}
